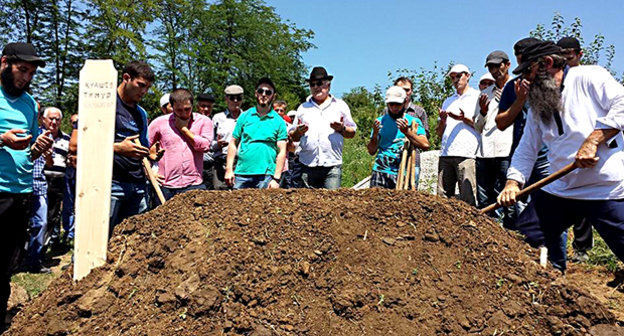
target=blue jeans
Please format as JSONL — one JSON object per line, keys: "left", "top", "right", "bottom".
{"left": 62, "top": 167, "right": 76, "bottom": 240}
{"left": 161, "top": 183, "right": 206, "bottom": 200}
{"left": 234, "top": 175, "right": 272, "bottom": 189}
{"left": 301, "top": 165, "right": 342, "bottom": 190}
{"left": 26, "top": 194, "right": 47, "bottom": 267}
{"left": 109, "top": 180, "right": 147, "bottom": 235}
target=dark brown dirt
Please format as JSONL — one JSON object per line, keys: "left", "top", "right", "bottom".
{"left": 5, "top": 189, "right": 623, "bottom": 335}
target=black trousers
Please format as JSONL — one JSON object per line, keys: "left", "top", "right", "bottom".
{"left": 0, "top": 192, "right": 31, "bottom": 328}
{"left": 45, "top": 174, "right": 65, "bottom": 243}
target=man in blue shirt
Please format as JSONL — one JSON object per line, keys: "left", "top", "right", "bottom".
{"left": 109, "top": 61, "right": 155, "bottom": 232}
{"left": 367, "top": 86, "right": 429, "bottom": 189}
{"left": 0, "top": 42, "right": 52, "bottom": 331}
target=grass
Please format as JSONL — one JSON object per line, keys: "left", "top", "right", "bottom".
{"left": 341, "top": 135, "right": 374, "bottom": 188}
{"left": 585, "top": 229, "right": 622, "bottom": 272}
{"left": 11, "top": 272, "right": 56, "bottom": 298}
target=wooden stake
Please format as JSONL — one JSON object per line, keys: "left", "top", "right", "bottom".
{"left": 396, "top": 141, "right": 409, "bottom": 190}
{"left": 403, "top": 143, "right": 412, "bottom": 190}
{"left": 74, "top": 60, "right": 117, "bottom": 281}
{"left": 134, "top": 139, "right": 166, "bottom": 205}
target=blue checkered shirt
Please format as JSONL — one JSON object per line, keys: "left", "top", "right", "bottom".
{"left": 32, "top": 129, "right": 48, "bottom": 196}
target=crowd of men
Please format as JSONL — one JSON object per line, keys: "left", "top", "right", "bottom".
{"left": 1, "top": 34, "right": 624, "bottom": 330}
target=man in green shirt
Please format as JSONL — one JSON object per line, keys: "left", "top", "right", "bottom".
{"left": 225, "top": 77, "right": 288, "bottom": 189}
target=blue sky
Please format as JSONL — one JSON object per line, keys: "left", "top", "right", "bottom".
{"left": 265, "top": 0, "right": 624, "bottom": 97}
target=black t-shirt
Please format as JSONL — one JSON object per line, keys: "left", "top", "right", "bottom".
{"left": 113, "top": 94, "right": 147, "bottom": 183}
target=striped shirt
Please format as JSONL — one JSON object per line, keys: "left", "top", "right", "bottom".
{"left": 44, "top": 131, "right": 70, "bottom": 177}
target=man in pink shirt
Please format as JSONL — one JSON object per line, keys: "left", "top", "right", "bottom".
{"left": 148, "top": 88, "right": 213, "bottom": 200}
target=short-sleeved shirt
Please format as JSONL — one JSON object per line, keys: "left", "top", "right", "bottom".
{"left": 0, "top": 87, "right": 39, "bottom": 193}
{"left": 293, "top": 95, "right": 357, "bottom": 167}
{"left": 211, "top": 109, "right": 238, "bottom": 159}
{"left": 112, "top": 94, "right": 149, "bottom": 183}
{"left": 439, "top": 87, "right": 481, "bottom": 158}
{"left": 372, "top": 114, "right": 425, "bottom": 175}
{"left": 232, "top": 107, "right": 288, "bottom": 176}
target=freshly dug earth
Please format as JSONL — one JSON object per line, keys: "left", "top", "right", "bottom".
{"left": 6, "top": 189, "right": 623, "bottom": 335}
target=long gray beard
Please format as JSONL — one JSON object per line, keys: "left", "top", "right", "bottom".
{"left": 528, "top": 72, "right": 562, "bottom": 124}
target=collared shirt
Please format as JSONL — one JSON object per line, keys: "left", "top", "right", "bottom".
{"left": 439, "top": 87, "right": 481, "bottom": 158}
{"left": 149, "top": 113, "right": 213, "bottom": 189}
{"left": 211, "top": 109, "right": 238, "bottom": 158}
{"left": 113, "top": 94, "right": 149, "bottom": 183}
{"left": 232, "top": 107, "right": 287, "bottom": 175}
{"left": 0, "top": 87, "right": 39, "bottom": 193}
{"left": 43, "top": 131, "right": 70, "bottom": 178}
{"left": 508, "top": 65, "right": 624, "bottom": 199}
{"left": 474, "top": 78, "right": 514, "bottom": 158}
{"left": 293, "top": 95, "right": 357, "bottom": 167}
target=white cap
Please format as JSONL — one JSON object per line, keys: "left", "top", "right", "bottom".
{"left": 224, "top": 85, "right": 244, "bottom": 95}
{"left": 160, "top": 93, "right": 170, "bottom": 107}
{"left": 479, "top": 72, "right": 495, "bottom": 83}
{"left": 385, "top": 86, "right": 407, "bottom": 104}
{"left": 448, "top": 64, "right": 470, "bottom": 76}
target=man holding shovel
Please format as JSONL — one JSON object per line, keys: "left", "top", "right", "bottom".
{"left": 498, "top": 40, "right": 624, "bottom": 271}
{"left": 367, "top": 86, "right": 429, "bottom": 189}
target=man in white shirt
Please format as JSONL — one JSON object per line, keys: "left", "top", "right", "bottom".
{"left": 290, "top": 66, "right": 357, "bottom": 189}
{"left": 436, "top": 64, "right": 480, "bottom": 205}
{"left": 474, "top": 51, "right": 514, "bottom": 222}
{"left": 498, "top": 40, "right": 624, "bottom": 271}
{"left": 210, "top": 85, "right": 244, "bottom": 190}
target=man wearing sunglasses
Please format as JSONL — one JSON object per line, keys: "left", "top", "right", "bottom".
{"left": 290, "top": 66, "right": 357, "bottom": 189}
{"left": 498, "top": 40, "right": 624, "bottom": 272}
{"left": 211, "top": 85, "right": 244, "bottom": 190}
{"left": 225, "top": 77, "right": 287, "bottom": 189}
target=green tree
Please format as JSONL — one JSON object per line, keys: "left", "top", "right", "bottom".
{"left": 530, "top": 12, "right": 622, "bottom": 81}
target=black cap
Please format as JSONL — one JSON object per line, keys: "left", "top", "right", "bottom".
{"left": 306, "top": 66, "right": 333, "bottom": 82}
{"left": 2, "top": 42, "right": 45, "bottom": 67}
{"left": 485, "top": 50, "right": 509, "bottom": 66}
{"left": 256, "top": 77, "right": 276, "bottom": 91}
{"left": 512, "top": 40, "right": 563, "bottom": 75}
{"left": 513, "top": 37, "right": 540, "bottom": 57}
{"left": 557, "top": 37, "right": 581, "bottom": 51}
{"left": 197, "top": 93, "right": 215, "bottom": 102}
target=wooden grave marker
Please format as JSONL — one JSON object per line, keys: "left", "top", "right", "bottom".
{"left": 74, "top": 60, "right": 117, "bottom": 281}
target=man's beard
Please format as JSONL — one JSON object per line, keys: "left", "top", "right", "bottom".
{"left": 528, "top": 71, "right": 562, "bottom": 124}
{"left": 1, "top": 66, "right": 29, "bottom": 97}
{"left": 388, "top": 108, "right": 404, "bottom": 120}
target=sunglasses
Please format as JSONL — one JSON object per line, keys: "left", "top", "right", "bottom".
{"left": 522, "top": 62, "right": 538, "bottom": 75}
{"left": 47, "top": 117, "right": 61, "bottom": 121}
{"left": 256, "top": 88, "right": 274, "bottom": 96}
{"left": 309, "top": 80, "right": 326, "bottom": 88}
{"left": 227, "top": 94, "right": 243, "bottom": 101}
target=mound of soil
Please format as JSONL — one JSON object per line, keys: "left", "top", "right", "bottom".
{"left": 6, "top": 189, "right": 622, "bottom": 335}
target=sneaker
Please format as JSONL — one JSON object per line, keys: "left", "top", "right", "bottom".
{"left": 570, "top": 250, "right": 590, "bottom": 263}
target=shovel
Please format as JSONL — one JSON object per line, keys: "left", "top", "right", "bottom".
{"left": 480, "top": 162, "right": 577, "bottom": 214}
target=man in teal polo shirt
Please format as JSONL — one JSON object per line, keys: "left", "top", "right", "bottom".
{"left": 0, "top": 42, "right": 53, "bottom": 331}
{"left": 225, "top": 77, "right": 288, "bottom": 189}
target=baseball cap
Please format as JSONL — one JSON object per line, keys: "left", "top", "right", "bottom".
{"left": 512, "top": 40, "right": 563, "bottom": 75}
{"left": 385, "top": 86, "right": 407, "bottom": 104}
{"left": 513, "top": 37, "right": 540, "bottom": 57}
{"left": 448, "top": 64, "right": 470, "bottom": 76}
{"left": 479, "top": 73, "right": 495, "bottom": 84}
{"left": 557, "top": 37, "right": 581, "bottom": 51}
{"left": 2, "top": 42, "right": 45, "bottom": 67}
{"left": 485, "top": 50, "right": 509, "bottom": 66}
{"left": 159, "top": 93, "right": 170, "bottom": 107}
{"left": 224, "top": 85, "right": 244, "bottom": 95}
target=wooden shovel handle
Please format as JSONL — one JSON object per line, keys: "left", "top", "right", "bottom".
{"left": 135, "top": 139, "right": 166, "bottom": 205}
{"left": 480, "top": 162, "right": 577, "bottom": 214}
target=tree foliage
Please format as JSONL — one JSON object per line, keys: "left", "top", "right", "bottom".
{"left": 0, "top": 0, "right": 315, "bottom": 123}
{"left": 530, "top": 12, "right": 622, "bottom": 82}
